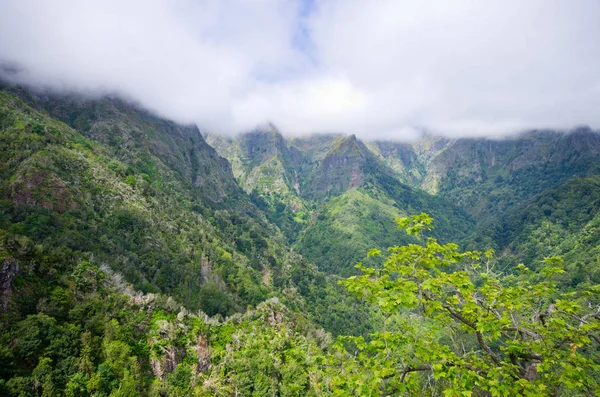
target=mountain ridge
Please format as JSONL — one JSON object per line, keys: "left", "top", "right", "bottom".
{"left": 2, "top": 81, "right": 600, "bottom": 396}
{"left": 207, "top": 129, "right": 475, "bottom": 274}
{"left": 0, "top": 83, "right": 379, "bottom": 339}
{"left": 208, "top": 125, "right": 600, "bottom": 274}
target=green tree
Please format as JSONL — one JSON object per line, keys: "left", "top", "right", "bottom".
{"left": 110, "top": 369, "right": 138, "bottom": 397}
{"left": 64, "top": 372, "right": 88, "bottom": 397}
{"left": 339, "top": 213, "right": 600, "bottom": 396}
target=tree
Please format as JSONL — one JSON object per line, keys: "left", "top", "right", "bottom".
{"left": 339, "top": 213, "right": 600, "bottom": 396}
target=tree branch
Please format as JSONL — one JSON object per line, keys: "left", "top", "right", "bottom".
{"left": 475, "top": 331, "right": 501, "bottom": 366}
{"left": 400, "top": 365, "right": 431, "bottom": 383}
{"left": 503, "top": 327, "right": 542, "bottom": 341}
{"left": 579, "top": 305, "right": 600, "bottom": 327}
{"left": 440, "top": 302, "right": 502, "bottom": 366}
{"left": 442, "top": 303, "right": 477, "bottom": 330}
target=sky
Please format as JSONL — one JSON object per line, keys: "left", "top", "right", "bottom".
{"left": 1, "top": 0, "right": 600, "bottom": 140}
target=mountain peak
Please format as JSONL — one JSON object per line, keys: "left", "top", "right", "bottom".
{"left": 308, "top": 135, "right": 381, "bottom": 198}
{"left": 570, "top": 125, "right": 594, "bottom": 134}
{"left": 239, "top": 127, "right": 286, "bottom": 159}
{"left": 326, "top": 134, "right": 364, "bottom": 157}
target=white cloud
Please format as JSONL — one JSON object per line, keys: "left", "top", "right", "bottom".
{"left": 1, "top": 0, "right": 599, "bottom": 140}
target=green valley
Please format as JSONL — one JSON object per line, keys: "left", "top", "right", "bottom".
{"left": 2, "top": 2, "right": 600, "bottom": 395}
{"left": 1, "top": 83, "right": 599, "bottom": 396}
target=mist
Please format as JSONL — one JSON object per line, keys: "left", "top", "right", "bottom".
{"left": 1, "top": 0, "right": 599, "bottom": 140}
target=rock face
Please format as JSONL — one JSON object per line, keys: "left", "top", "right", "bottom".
{"left": 9, "top": 169, "right": 77, "bottom": 213}
{"left": 193, "top": 334, "right": 211, "bottom": 373}
{"left": 366, "top": 141, "right": 425, "bottom": 186}
{"left": 206, "top": 127, "right": 306, "bottom": 208}
{"left": 237, "top": 128, "right": 299, "bottom": 194}
{"left": 309, "top": 135, "right": 368, "bottom": 198}
{"left": 0, "top": 256, "right": 19, "bottom": 312}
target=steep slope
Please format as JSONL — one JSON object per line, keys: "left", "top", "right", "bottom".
{"left": 296, "top": 173, "right": 473, "bottom": 275}
{"left": 10, "top": 85, "right": 244, "bottom": 207}
{"left": 211, "top": 126, "right": 600, "bottom": 277}
{"left": 372, "top": 128, "right": 600, "bottom": 222}
{"left": 210, "top": 131, "right": 474, "bottom": 275}
{"left": 0, "top": 250, "right": 336, "bottom": 396}
{"left": 293, "top": 189, "right": 408, "bottom": 275}
{"left": 287, "top": 134, "right": 341, "bottom": 162}
{"left": 424, "top": 129, "right": 600, "bottom": 218}
{"left": 205, "top": 127, "right": 307, "bottom": 240}
{"left": 0, "top": 90, "right": 273, "bottom": 314}
{"left": 365, "top": 140, "right": 426, "bottom": 186}
{"left": 0, "top": 86, "right": 379, "bottom": 340}
{"left": 369, "top": 128, "right": 600, "bottom": 256}
{"left": 206, "top": 127, "right": 300, "bottom": 197}
{"left": 307, "top": 135, "right": 371, "bottom": 199}
{"left": 493, "top": 175, "right": 600, "bottom": 287}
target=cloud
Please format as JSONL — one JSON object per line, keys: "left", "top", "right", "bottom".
{"left": 1, "top": 0, "right": 600, "bottom": 140}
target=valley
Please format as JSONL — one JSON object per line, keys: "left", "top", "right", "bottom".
{"left": 1, "top": 84, "right": 599, "bottom": 396}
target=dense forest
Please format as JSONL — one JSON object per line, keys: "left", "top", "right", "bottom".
{"left": 1, "top": 84, "right": 599, "bottom": 396}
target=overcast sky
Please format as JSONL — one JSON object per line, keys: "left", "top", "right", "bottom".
{"left": 1, "top": 0, "right": 600, "bottom": 140}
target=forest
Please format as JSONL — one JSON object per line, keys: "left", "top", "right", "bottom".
{"left": 1, "top": 85, "right": 599, "bottom": 396}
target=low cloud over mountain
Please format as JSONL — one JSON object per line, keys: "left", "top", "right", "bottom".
{"left": 1, "top": 0, "right": 600, "bottom": 139}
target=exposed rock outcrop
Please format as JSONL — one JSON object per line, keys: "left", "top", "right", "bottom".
{"left": 0, "top": 256, "right": 19, "bottom": 312}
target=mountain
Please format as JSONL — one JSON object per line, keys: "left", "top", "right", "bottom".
{"left": 10, "top": 85, "right": 245, "bottom": 206}
{"left": 295, "top": 135, "right": 473, "bottom": 274}
{"left": 371, "top": 128, "right": 600, "bottom": 218}
{"left": 1, "top": 81, "right": 599, "bottom": 395}
{"left": 308, "top": 134, "right": 370, "bottom": 198}
{"left": 208, "top": 131, "right": 474, "bottom": 275}
{"left": 370, "top": 128, "right": 600, "bottom": 255}
{"left": 365, "top": 140, "right": 426, "bottom": 186}
{"left": 206, "top": 126, "right": 301, "bottom": 200}
{"left": 0, "top": 88, "right": 272, "bottom": 314}
{"left": 205, "top": 127, "right": 307, "bottom": 240}
{"left": 210, "top": 126, "right": 600, "bottom": 277}
{"left": 0, "top": 82, "right": 379, "bottom": 336}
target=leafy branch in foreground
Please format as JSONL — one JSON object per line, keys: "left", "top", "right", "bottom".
{"left": 337, "top": 213, "right": 600, "bottom": 396}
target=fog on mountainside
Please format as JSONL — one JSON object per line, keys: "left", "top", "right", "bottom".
{"left": 2, "top": 75, "right": 600, "bottom": 396}
{"left": 2, "top": 1, "right": 600, "bottom": 138}
{"left": 2, "top": 1, "right": 600, "bottom": 395}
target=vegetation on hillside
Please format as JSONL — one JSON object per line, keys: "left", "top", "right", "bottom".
{"left": 2, "top": 83, "right": 600, "bottom": 396}
{"left": 2, "top": 213, "right": 598, "bottom": 396}
{"left": 337, "top": 214, "right": 599, "bottom": 396}
{"left": 210, "top": 130, "right": 474, "bottom": 276}
{"left": 0, "top": 89, "right": 378, "bottom": 332}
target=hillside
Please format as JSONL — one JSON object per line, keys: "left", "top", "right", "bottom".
{"left": 210, "top": 131, "right": 474, "bottom": 275}
{"left": 0, "top": 88, "right": 277, "bottom": 314}
{"left": 0, "top": 84, "right": 381, "bottom": 336}
{"left": 205, "top": 128, "right": 307, "bottom": 241}
{"left": 1, "top": 85, "right": 599, "bottom": 395}
{"left": 209, "top": 126, "right": 600, "bottom": 280}
{"left": 495, "top": 175, "right": 600, "bottom": 286}
{"left": 372, "top": 128, "right": 600, "bottom": 222}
